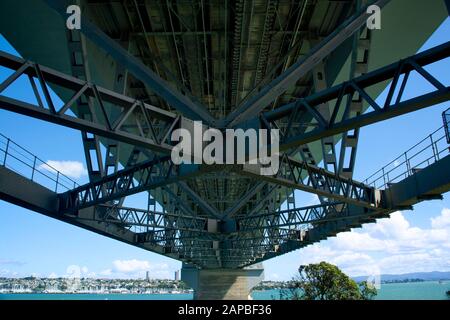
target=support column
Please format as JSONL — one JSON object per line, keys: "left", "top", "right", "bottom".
{"left": 181, "top": 263, "right": 264, "bottom": 300}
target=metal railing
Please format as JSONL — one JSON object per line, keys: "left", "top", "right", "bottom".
{"left": 364, "top": 121, "right": 450, "bottom": 190}
{"left": 444, "top": 107, "right": 450, "bottom": 144}
{"left": 0, "top": 133, "right": 80, "bottom": 192}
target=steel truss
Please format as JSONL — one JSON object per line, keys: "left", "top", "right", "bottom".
{"left": 236, "top": 202, "right": 350, "bottom": 231}
{"left": 1, "top": 11, "right": 449, "bottom": 269}
{"left": 0, "top": 50, "right": 179, "bottom": 154}
{"left": 237, "top": 154, "right": 379, "bottom": 208}
{"left": 44, "top": 0, "right": 217, "bottom": 126}
{"left": 57, "top": 153, "right": 378, "bottom": 218}
{"left": 260, "top": 41, "right": 450, "bottom": 152}
{"left": 225, "top": 0, "right": 390, "bottom": 127}
{"left": 82, "top": 201, "right": 378, "bottom": 268}
{"left": 91, "top": 204, "right": 208, "bottom": 233}
{"left": 1, "top": 42, "right": 449, "bottom": 214}
{"left": 58, "top": 156, "right": 222, "bottom": 213}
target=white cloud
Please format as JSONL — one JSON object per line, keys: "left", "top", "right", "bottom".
{"left": 39, "top": 160, "right": 87, "bottom": 179}
{"left": 291, "top": 208, "right": 450, "bottom": 277}
{"left": 431, "top": 208, "right": 450, "bottom": 229}
{"left": 111, "top": 259, "right": 171, "bottom": 279}
{"left": 48, "top": 272, "right": 58, "bottom": 278}
{"left": 331, "top": 231, "right": 387, "bottom": 251}
{"left": 113, "top": 259, "right": 151, "bottom": 273}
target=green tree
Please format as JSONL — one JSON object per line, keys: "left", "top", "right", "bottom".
{"left": 281, "top": 262, "right": 377, "bottom": 300}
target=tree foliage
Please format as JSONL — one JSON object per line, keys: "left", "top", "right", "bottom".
{"left": 359, "top": 280, "right": 378, "bottom": 300}
{"left": 281, "top": 261, "right": 377, "bottom": 300}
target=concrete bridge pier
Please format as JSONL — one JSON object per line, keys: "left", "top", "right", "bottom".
{"left": 181, "top": 263, "right": 264, "bottom": 300}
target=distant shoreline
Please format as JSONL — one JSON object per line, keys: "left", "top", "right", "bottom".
{"left": 0, "top": 293, "right": 190, "bottom": 295}
{"left": 1, "top": 281, "right": 449, "bottom": 300}
{"left": 254, "top": 279, "right": 450, "bottom": 291}
{"left": 1, "top": 277, "right": 449, "bottom": 295}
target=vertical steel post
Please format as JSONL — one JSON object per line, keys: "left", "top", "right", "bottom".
{"left": 55, "top": 171, "right": 60, "bottom": 193}
{"left": 31, "top": 156, "right": 37, "bottom": 181}
{"left": 3, "top": 138, "right": 9, "bottom": 166}
{"left": 404, "top": 152, "right": 410, "bottom": 178}
{"left": 430, "top": 134, "right": 437, "bottom": 162}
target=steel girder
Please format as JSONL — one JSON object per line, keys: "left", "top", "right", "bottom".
{"left": 224, "top": 0, "right": 390, "bottom": 127}
{"left": 231, "top": 37, "right": 449, "bottom": 219}
{"left": 262, "top": 40, "right": 450, "bottom": 152}
{"left": 3, "top": 146, "right": 448, "bottom": 268}
{"left": 58, "top": 152, "right": 379, "bottom": 218}
{"left": 90, "top": 204, "right": 209, "bottom": 233}
{"left": 117, "top": 202, "right": 350, "bottom": 242}
{"left": 1, "top": 38, "right": 449, "bottom": 269}
{"left": 2, "top": 42, "right": 449, "bottom": 213}
{"left": 337, "top": 0, "right": 373, "bottom": 178}
{"left": 178, "top": 181, "right": 222, "bottom": 219}
{"left": 65, "top": 201, "right": 372, "bottom": 268}
{"left": 66, "top": 23, "right": 106, "bottom": 183}
{"left": 243, "top": 155, "right": 450, "bottom": 267}
{"left": 0, "top": 50, "right": 385, "bottom": 219}
{"left": 240, "top": 207, "right": 389, "bottom": 268}
{"left": 58, "top": 156, "right": 222, "bottom": 213}
{"left": 236, "top": 154, "right": 379, "bottom": 209}
{"left": 135, "top": 227, "right": 304, "bottom": 247}
{"left": 236, "top": 202, "right": 350, "bottom": 231}
{"left": 220, "top": 40, "right": 450, "bottom": 220}
{"left": 0, "top": 50, "right": 179, "bottom": 154}
{"left": 43, "top": 0, "right": 216, "bottom": 126}
{"left": 0, "top": 166, "right": 211, "bottom": 269}
{"left": 444, "top": 108, "right": 450, "bottom": 143}
{"left": 88, "top": 202, "right": 377, "bottom": 268}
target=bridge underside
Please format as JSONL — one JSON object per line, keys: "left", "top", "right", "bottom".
{"left": 1, "top": 148, "right": 449, "bottom": 267}
{"left": 0, "top": 0, "right": 450, "bottom": 299}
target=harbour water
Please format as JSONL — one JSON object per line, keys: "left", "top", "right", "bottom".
{"left": 252, "top": 280, "right": 450, "bottom": 300}
{"left": 1, "top": 281, "right": 449, "bottom": 300}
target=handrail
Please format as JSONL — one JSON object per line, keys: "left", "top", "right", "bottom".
{"left": 0, "top": 133, "right": 80, "bottom": 192}
{"left": 364, "top": 120, "right": 450, "bottom": 189}
{"left": 443, "top": 107, "right": 450, "bottom": 144}
{"left": 2, "top": 113, "right": 449, "bottom": 194}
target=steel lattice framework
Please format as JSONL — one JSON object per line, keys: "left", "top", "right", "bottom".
{"left": 0, "top": 0, "right": 449, "bottom": 269}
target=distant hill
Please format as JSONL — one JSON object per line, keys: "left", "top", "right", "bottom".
{"left": 353, "top": 271, "right": 450, "bottom": 282}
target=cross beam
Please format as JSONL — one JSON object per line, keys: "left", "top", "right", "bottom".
{"left": 220, "top": 41, "right": 450, "bottom": 220}
{"left": 89, "top": 204, "right": 209, "bottom": 233}
{"left": 225, "top": 0, "right": 390, "bottom": 127}
{"left": 58, "top": 157, "right": 222, "bottom": 213}
{"left": 44, "top": 0, "right": 216, "bottom": 125}
{"left": 236, "top": 202, "right": 352, "bottom": 231}
{"left": 235, "top": 155, "right": 380, "bottom": 209}
{"left": 260, "top": 41, "right": 450, "bottom": 152}
{"left": 0, "top": 50, "right": 179, "bottom": 154}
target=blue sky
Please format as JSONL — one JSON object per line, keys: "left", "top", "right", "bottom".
{"left": 0, "top": 18, "right": 449, "bottom": 281}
